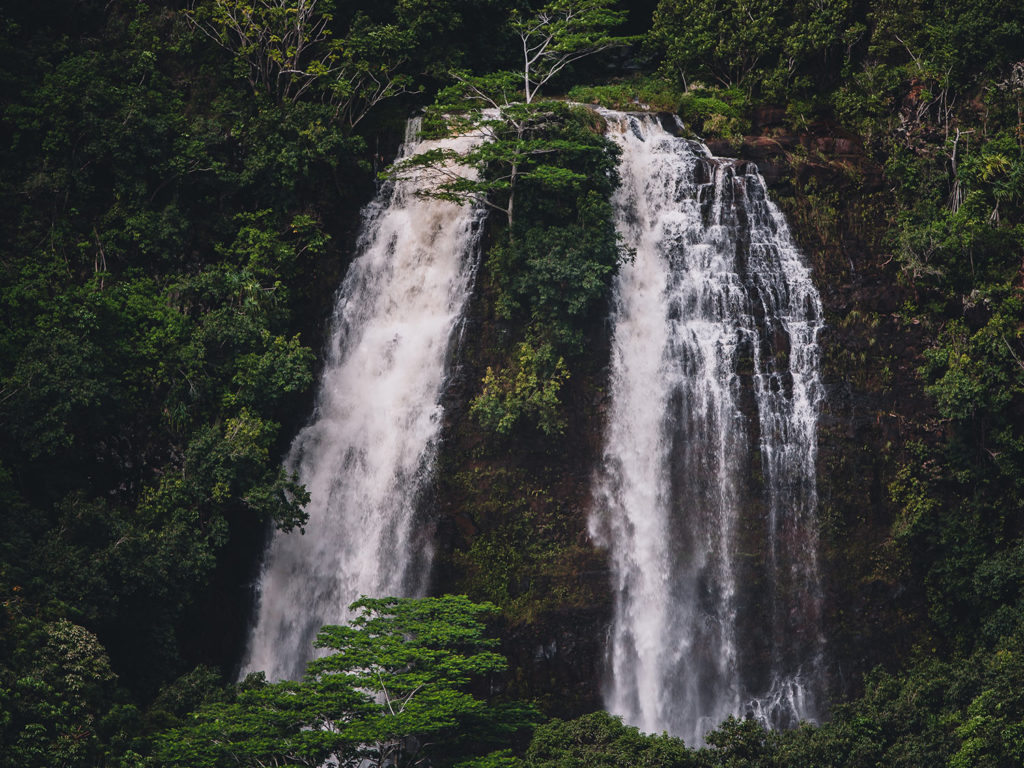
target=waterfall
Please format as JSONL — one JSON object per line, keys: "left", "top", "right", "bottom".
{"left": 242, "top": 120, "right": 485, "bottom": 681}
{"left": 591, "top": 111, "right": 825, "bottom": 746}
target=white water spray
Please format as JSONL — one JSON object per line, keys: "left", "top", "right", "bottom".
{"left": 242, "top": 120, "right": 484, "bottom": 681}
{"left": 591, "top": 112, "right": 825, "bottom": 745}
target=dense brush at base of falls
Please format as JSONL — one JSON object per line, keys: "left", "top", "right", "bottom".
{"left": 241, "top": 121, "right": 484, "bottom": 681}
{"left": 591, "top": 111, "right": 826, "bottom": 746}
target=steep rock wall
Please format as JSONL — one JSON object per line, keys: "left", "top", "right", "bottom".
{"left": 429, "top": 222, "right": 614, "bottom": 715}
{"left": 428, "top": 108, "right": 943, "bottom": 718}
{"left": 714, "top": 109, "right": 940, "bottom": 699}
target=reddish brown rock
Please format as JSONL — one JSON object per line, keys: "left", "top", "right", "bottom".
{"left": 743, "top": 135, "right": 787, "bottom": 158}
{"left": 751, "top": 106, "right": 787, "bottom": 129}
{"left": 705, "top": 138, "right": 738, "bottom": 157}
{"left": 834, "top": 137, "right": 861, "bottom": 155}
{"left": 812, "top": 136, "right": 836, "bottom": 153}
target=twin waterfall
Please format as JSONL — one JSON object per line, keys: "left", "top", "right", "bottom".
{"left": 242, "top": 121, "right": 485, "bottom": 680}
{"left": 591, "top": 112, "right": 825, "bottom": 744}
{"left": 243, "top": 111, "right": 826, "bottom": 744}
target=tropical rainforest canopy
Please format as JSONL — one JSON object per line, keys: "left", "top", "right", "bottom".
{"left": 1, "top": 0, "right": 1023, "bottom": 766}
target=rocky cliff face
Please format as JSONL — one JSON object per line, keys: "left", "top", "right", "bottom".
{"left": 704, "top": 108, "right": 941, "bottom": 699}
{"left": 428, "top": 108, "right": 940, "bottom": 718}
{"left": 428, "top": 227, "right": 615, "bottom": 715}
{"left": 733, "top": 110, "right": 938, "bottom": 696}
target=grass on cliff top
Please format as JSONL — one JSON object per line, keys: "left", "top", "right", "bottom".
{"left": 567, "top": 75, "right": 684, "bottom": 112}
{"left": 567, "top": 77, "right": 751, "bottom": 143}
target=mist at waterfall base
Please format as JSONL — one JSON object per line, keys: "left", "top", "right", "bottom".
{"left": 241, "top": 120, "right": 484, "bottom": 681}
{"left": 591, "top": 112, "right": 826, "bottom": 747}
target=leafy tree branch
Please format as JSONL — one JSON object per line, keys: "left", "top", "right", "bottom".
{"left": 186, "top": 0, "right": 413, "bottom": 129}
{"left": 152, "top": 596, "right": 538, "bottom": 768}
{"left": 512, "top": 0, "right": 629, "bottom": 104}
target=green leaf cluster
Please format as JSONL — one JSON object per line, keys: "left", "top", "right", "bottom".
{"left": 526, "top": 711, "right": 697, "bottom": 767}
{"left": 472, "top": 341, "right": 570, "bottom": 437}
{"left": 0, "top": 3, "right": 367, "bottom": 760}
{"left": 152, "top": 596, "right": 539, "bottom": 768}
{"left": 0, "top": 613, "right": 122, "bottom": 768}
{"left": 567, "top": 74, "right": 687, "bottom": 112}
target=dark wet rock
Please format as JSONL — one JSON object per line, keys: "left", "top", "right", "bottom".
{"left": 834, "top": 137, "right": 861, "bottom": 155}
{"left": 705, "top": 138, "right": 738, "bottom": 156}
{"left": 432, "top": 106, "right": 929, "bottom": 715}
{"left": 744, "top": 135, "right": 790, "bottom": 158}
{"left": 656, "top": 111, "right": 686, "bottom": 136}
{"left": 751, "top": 106, "right": 787, "bottom": 129}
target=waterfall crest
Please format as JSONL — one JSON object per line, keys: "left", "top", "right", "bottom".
{"left": 591, "top": 111, "right": 825, "bottom": 745}
{"left": 242, "top": 120, "right": 484, "bottom": 681}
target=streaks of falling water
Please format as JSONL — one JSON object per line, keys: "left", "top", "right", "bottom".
{"left": 591, "top": 111, "right": 825, "bottom": 746}
{"left": 241, "top": 119, "right": 485, "bottom": 681}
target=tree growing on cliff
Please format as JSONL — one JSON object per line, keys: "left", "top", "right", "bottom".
{"left": 511, "top": 0, "right": 629, "bottom": 104}
{"left": 384, "top": 1, "right": 630, "bottom": 439}
{"left": 395, "top": 97, "right": 601, "bottom": 231}
{"left": 152, "top": 596, "right": 538, "bottom": 767}
{"left": 386, "top": 0, "right": 629, "bottom": 230}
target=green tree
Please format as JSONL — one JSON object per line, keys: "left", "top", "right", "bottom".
{"left": 526, "top": 711, "right": 696, "bottom": 767}
{"left": 0, "top": 614, "right": 123, "bottom": 768}
{"left": 394, "top": 93, "right": 603, "bottom": 232}
{"left": 152, "top": 596, "right": 538, "bottom": 767}
{"left": 511, "top": 0, "right": 628, "bottom": 104}
{"left": 385, "top": 3, "right": 629, "bottom": 439}
{"left": 187, "top": 0, "right": 414, "bottom": 128}
{"left": 389, "top": 0, "right": 627, "bottom": 230}
{"left": 701, "top": 717, "right": 779, "bottom": 768}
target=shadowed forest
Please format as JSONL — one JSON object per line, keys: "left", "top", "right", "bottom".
{"left": 2, "top": 1, "right": 1024, "bottom": 765}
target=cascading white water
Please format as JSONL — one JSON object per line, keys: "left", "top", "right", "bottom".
{"left": 591, "top": 111, "right": 825, "bottom": 746}
{"left": 242, "top": 120, "right": 484, "bottom": 681}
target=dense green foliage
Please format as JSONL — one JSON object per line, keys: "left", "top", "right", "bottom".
{"left": 525, "top": 711, "right": 696, "bottom": 767}
{"left": 0, "top": 0, "right": 529, "bottom": 764}
{"left": 153, "top": 596, "right": 538, "bottom": 768}
{"left": 4, "top": 0, "right": 1024, "bottom": 763}
{"left": 650, "top": 0, "right": 1024, "bottom": 103}
{"left": 0, "top": 3, "right": 344, "bottom": 762}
